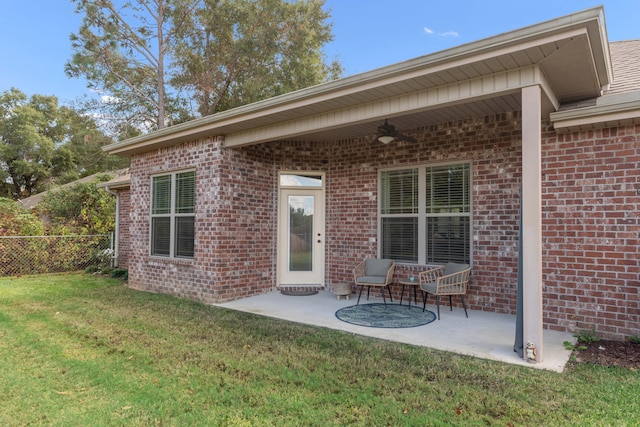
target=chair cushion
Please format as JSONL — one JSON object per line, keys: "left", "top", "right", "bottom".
{"left": 364, "top": 258, "right": 393, "bottom": 277}
{"left": 356, "top": 275, "right": 388, "bottom": 285}
{"left": 420, "top": 282, "right": 438, "bottom": 294}
{"left": 443, "top": 262, "right": 469, "bottom": 275}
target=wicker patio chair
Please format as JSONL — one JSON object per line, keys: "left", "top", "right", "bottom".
{"left": 419, "top": 262, "right": 470, "bottom": 319}
{"left": 353, "top": 258, "right": 396, "bottom": 306}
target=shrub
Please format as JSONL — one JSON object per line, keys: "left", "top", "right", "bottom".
{"left": 34, "top": 175, "right": 115, "bottom": 235}
{"left": 0, "top": 198, "right": 44, "bottom": 236}
{"left": 111, "top": 269, "right": 128, "bottom": 280}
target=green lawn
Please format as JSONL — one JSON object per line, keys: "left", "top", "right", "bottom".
{"left": 1, "top": 273, "right": 638, "bottom": 426}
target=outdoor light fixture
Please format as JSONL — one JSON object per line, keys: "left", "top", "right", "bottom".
{"left": 372, "top": 119, "right": 416, "bottom": 144}
{"left": 378, "top": 134, "right": 395, "bottom": 144}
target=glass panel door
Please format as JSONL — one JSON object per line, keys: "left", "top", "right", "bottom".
{"left": 278, "top": 185, "right": 325, "bottom": 286}
{"left": 288, "top": 195, "right": 314, "bottom": 272}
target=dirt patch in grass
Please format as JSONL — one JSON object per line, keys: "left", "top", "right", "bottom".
{"left": 574, "top": 340, "right": 640, "bottom": 370}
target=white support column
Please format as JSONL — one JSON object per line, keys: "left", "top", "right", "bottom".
{"left": 521, "top": 85, "right": 544, "bottom": 361}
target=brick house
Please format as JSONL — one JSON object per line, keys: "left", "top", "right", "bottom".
{"left": 103, "top": 7, "right": 639, "bottom": 360}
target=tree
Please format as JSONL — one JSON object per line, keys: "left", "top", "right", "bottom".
{"left": 55, "top": 104, "right": 130, "bottom": 182}
{"left": 0, "top": 89, "right": 59, "bottom": 198}
{"left": 0, "top": 88, "right": 127, "bottom": 198}
{"left": 171, "top": 0, "right": 342, "bottom": 116}
{"left": 66, "top": 0, "right": 341, "bottom": 132}
{"left": 66, "top": 0, "right": 198, "bottom": 133}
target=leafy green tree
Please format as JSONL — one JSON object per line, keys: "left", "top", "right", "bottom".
{"left": 55, "top": 104, "right": 129, "bottom": 181}
{"left": 66, "top": 0, "right": 341, "bottom": 132}
{"left": 0, "top": 88, "right": 127, "bottom": 198}
{"left": 0, "top": 89, "right": 59, "bottom": 198}
{"left": 66, "top": 0, "right": 198, "bottom": 132}
{"left": 171, "top": 0, "right": 342, "bottom": 116}
{"left": 35, "top": 175, "right": 116, "bottom": 235}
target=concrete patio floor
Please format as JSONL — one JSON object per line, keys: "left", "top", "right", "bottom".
{"left": 216, "top": 290, "right": 574, "bottom": 372}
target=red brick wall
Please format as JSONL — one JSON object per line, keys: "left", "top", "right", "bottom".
{"left": 125, "top": 114, "right": 523, "bottom": 307}
{"left": 126, "top": 137, "right": 277, "bottom": 303}
{"left": 541, "top": 124, "right": 640, "bottom": 340}
{"left": 324, "top": 112, "right": 523, "bottom": 315}
{"left": 210, "top": 140, "right": 276, "bottom": 301}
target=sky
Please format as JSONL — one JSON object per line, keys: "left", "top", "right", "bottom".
{"left": 1, "top": 0, "right": 639, "bottom": 105}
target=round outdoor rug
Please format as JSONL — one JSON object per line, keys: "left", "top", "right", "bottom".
{"left": 335, "top": 303, "right": 437, "bottom": 328}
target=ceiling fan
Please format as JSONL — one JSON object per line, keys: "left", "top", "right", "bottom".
{"left": 371, "top": 119, "right": 417, "bottom": 144}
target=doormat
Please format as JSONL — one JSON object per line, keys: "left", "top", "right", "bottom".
{"left": 280, "top": 289, "right": 319, "bottom": 296}
{"left": 335, "top": 303, "right": 436, "bottom": 328}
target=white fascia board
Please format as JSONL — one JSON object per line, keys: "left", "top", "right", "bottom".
{"left": 551, "top": 97, "right": 640, "bottom": 131}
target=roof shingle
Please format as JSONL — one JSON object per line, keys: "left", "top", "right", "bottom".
{"left": 606, "top": 40, "right": 640, "bottom": 95}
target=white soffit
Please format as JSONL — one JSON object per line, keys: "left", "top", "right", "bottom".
{"left": 225, "top": 66, "right": 556, "bottom": 147}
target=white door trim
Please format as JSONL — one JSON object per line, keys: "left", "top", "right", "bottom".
{"left": 277, "top": 172, "right": 325, "bottom": 286}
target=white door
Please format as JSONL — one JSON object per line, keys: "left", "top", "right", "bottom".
{"left": 278, "top": 173, "right": 325, "bottom": 286}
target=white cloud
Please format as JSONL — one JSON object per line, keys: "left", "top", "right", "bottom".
{"left": 101, "top": 95, "right": 119, "bottom": 104}
{"left": 424, "top": 27, "right": 459, "bottom": 38}
{"left": 288, "top": 195, "right": 314, "bottom": 215}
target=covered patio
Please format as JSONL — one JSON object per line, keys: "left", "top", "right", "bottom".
{"left": 216, "top": 291, "right": 574, "bottom": 372}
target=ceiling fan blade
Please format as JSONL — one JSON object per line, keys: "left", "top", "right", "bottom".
{"left": 396, "top": 132, "right": 417, "bottom": 143}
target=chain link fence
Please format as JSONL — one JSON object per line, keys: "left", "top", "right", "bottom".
{"left": 0, "top": 234, "right": 112, "bottom": 277}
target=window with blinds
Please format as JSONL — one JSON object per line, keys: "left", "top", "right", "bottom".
{"left": 380, "top": 163, "right": 470, "bottom": 264}
{"left": 151, "top": 171, "right": 195, "bottom": 258}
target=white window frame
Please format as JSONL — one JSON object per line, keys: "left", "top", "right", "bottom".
{"left": 150, "top": 170, "right": 196, "bottom": 259}
{"left": 378, "top": 161, "right": 472, "bottom": 265}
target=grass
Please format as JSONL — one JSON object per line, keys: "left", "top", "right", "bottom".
{"left": 1, "top": 274, "right": 638, "bottom": 426}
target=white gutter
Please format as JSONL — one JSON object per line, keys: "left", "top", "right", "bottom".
{"left": 102, "top": 185, "right": 120, "bottom": 268}
{"left": 551, "top": 92, "right": 640, "bottom": 131}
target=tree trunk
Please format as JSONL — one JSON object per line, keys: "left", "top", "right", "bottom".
{"left": 156, "top": 1, "right": 166, "bottom": 129}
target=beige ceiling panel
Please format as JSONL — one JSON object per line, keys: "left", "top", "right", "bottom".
{"left": 225, "top": 67, "right": 541, "bottom": 147}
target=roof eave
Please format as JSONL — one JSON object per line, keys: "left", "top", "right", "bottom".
{"left": 104, "top": 6, "right": 610, "bottom": 156}
{"left": 551, "top": 92, "right": 640, "bottom": 132}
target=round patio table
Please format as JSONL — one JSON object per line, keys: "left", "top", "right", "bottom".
{"left": 398, "top": 278, "right": 421, "bottom": 309}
